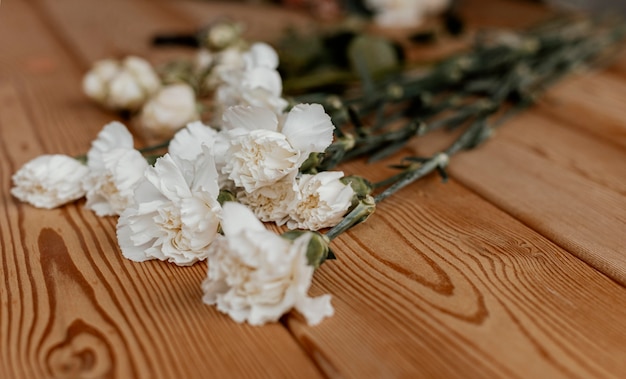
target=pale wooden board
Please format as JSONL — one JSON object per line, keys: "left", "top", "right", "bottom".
{"left": 0, "top": 2, "right": 324, "bottom": 378}
{"left": 287, "top": 171, "right": 626, "bottom": 379}
{"left": 439, "top": 113, "right": 626, "bottom": 286}
{"left": 538, "top": 71, "right": 626, "bottom": 149}
{"left": 4, "top": 0, "right": 626, "bottom": 378}
{"left": 497, "top": 112, "right": 626, "bottom": 196}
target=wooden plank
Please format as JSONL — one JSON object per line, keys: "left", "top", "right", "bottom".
{"left": 286, "top": 170, "right": 626, "bottom": 379}
{"left": 6, "top": 1, "right": 626, "bottom": 379}
{"left": 437, "top": 114, "right": 626, "bottom": 286}
{"left": 0, "top": 2, "right": 324, "bottom": 378}
{"left": 537, "top": 71, "right": 626, "bottom": 149}
{"left": 497, "top": 112, "right": 626, "bottom": 196}
{"left": 32, "top": 0, "right": 311, "bottom": 68}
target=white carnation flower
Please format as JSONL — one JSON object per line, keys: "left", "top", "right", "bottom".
{"left": 237, "top": 174, "right": 299, "bottom": 225}
{"left": 11, "top": 155, "right": 88, "bottom": 209}
{"left": 288, "top": 171, "right": 354, "bottom": 230}
{"left": 139, "top": 83, "right": 199, "bottom": 138}
{"left": 197, "top": 47, "right": 247, "bottom": 92}
{"left": 169, "top": 121, "right": 233, "bottom": 188}
{"left": 202, "top": 202, "right": 334, "bottom": 326}
{"left": 244, "top": 42, "right": 280, "bottom": 70}
{"left": 82, "top": 56, "right": 160, "bottom": 111}
{"left": 224, "top": 129, "right": 300, "bottom": 193}
{"left": 117, "top": 151, "right": 221, "bottom": 266}
{"left": 212, "top": 42, "right": 288, "bottom": 121}
{"left": 366, "top": 0, "right": 450, "bottom": 27}
{"left": 168, "top": 121, "right": 219, "bottom": 161}
{"left": 222, "top": 104, "right": 334, "bottom": 193}
{"left": 83, "top": 122, "right": 148, "bottom": 216}
{"left": 82, "top": 59, "right": 119, "bottom": 104}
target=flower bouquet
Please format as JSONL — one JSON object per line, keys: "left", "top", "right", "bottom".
{"left": 10, "top": 5, "right": 626, "bottom": 326}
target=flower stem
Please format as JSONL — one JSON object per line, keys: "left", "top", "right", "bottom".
{"left": 325, "top": 196, "right": 376, "bottom": 241}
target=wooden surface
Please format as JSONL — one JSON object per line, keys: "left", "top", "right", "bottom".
{"left": 1, "top": 0, "right": 626, "bottom": 378}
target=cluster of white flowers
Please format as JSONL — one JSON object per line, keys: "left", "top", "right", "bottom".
{"left": 171, "top": 104, "right": 355, "bottom": 230}
{"left": 365, "top": 0, "right": 451, "bottom": 27}
{"left": 212, "top": 42, "right": 289, "bottom": 123}
{"left": 82, "top": 56, "right": 161, "bottom": 111}
{"left": 83, "top": 56, "right": 198, "bottom": 138}
{"left": 12, "top": 30, "right": 346, "bottom": 326}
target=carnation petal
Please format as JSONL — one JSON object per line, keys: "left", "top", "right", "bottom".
{"left": 295, "top": 294, "right": 334, "bottom": 326}
{"left": 169, "top": 121, "right": 218, "bottom": 161}
{"left": 222, "top": 105, "right": 278, "bottom": 132}
{"left": 146, "top": 154, "right": 192, "bottom": 201}
{"left": 190, "top": 147, "right": 220, "bottom": 197}
{"left": 242, "top": 67, "right": 283, "bottom": 97}
{"left": 281, "top": 104, "right": 334, "bottom": 157}
{"left": 221, "top": 202, "right": 266, "bottom": 236}
{"left": 116, "top": 209, "right": 155, "bottom": 262}
{"left": 245, "top": 42, "right": 279, "bottom": 69}
{"left": 87, "top": 121, "right": 134, "bottom": 170}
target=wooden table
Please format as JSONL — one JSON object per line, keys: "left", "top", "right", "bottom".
{"left": 1, "top": 0, "right": 626, "bottom": 378}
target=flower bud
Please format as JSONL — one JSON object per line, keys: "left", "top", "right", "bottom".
{"left": 138, "top": 83, "right": 199, "bottom": 138}
{"left": 82, "top": 59, "right": 119, "bottom": 102}
{"left": 107, "top": 71, "right": 146, "bottom": 110}
{"left": 217, "top": 189, "right": 237, "bottom": 205}
{"left": 341, "top": 175, "right": 373, "bottom": 198}
{"left": 203, "top": 21, "right": 244, "bottom": 51}
{"left": 336, "top": 133, "right": 356, "bottom": 150}
{"left": 123, "top": 56, "right": 161, "bottom": 94}
{"left": 299, "top": 152, "right": 323, "bottom": 174}
{"left": 341, "top": 175, "right": 373, "bottom": 210}
{"left": 281, "top": 230, "right": 332, "bottom": 268}
{"left": 82, "top": 56, "right": 161, "bottom": 112}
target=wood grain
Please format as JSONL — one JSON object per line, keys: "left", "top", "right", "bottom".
{"left": 2, "top": 0, "right": 626, "bottom": 378}
{"left": 442, "top": 115, "right": 626, "bottom": 285}
{"left": 0, "top": 80, "right": 323, "bottom": 378}
{"left": 288, "top": 173, "right": 626, "bottom": 379}
{"left": 0, "top": 2, "right": 324, "bottom": 378}
{"left": 538, "top": 71, "right": 626, "bottom": 149}
{"left": 497, "top": 112, "right": 626, "bottom": 196}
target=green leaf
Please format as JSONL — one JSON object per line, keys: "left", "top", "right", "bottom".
{"left": 348, "top": 35, "right": 399, "bottom": 79}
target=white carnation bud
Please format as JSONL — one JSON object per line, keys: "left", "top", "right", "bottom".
{"left": 82, "top": 56, "right": 161, "bottom": 111}
{"left": 82, "top": 59, "right": 120, "bottom": 103}
{"left": 139, "top": 83, "right": 199, "bottom": 138}
{"left": 107, "top": 71, "right": 146, "bottom": 110}
{"left": 123, "top": 56, "right": 161, "bottom": 95}
{"left": 207, "top": 22, "right": 243, "bottom": 50}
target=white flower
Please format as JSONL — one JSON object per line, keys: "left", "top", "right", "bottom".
{"left": 168, "top": 121, "right": 233, "bottom": 189}
{"left": 205, "top": 21, "right": 244, "bottom": 50}
{"left": 243, "top": 42, "right": 280, "bottom": 70}
{"left": 11, "top": 155, "right": 88, "bottom": 209}
{"left": 213, "top": 43, "right": 288, "bottom": 121}
{"left": 82, "top": 56, "right": 161, "bottom": 111}
{"left": 365, "top": 0, "right": 451, "bottom": 27}
{"left": 83, "top": 122, "right": 148, "bottom": 216}
{"left": 222, "top": 104, "right": 334, "bottom": 193}
{"left": 237, "top": 175, "right": 299, "bottom": 225}
{"left": 288, "top": 171, "right": 354, "bottom": 230}
{"left": 117, "top": 151, "right": 221, "bottom": 266}
{"left": 82, "top": 59, "right": 119, "bottom": 103}
{"left": 196, "top": 47, "right": 247, "bottom": 92}
{"left": 139, "top": 83, "right": 199, "bottom": 138}
{"left": 224, "top": 129, "right": 300, "bottom": 192}
{"left": 168, "top": 121, "right": 219, "bottom": 161}
{"left": 202, "top": 202, "right": 334, "bottom": 326}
